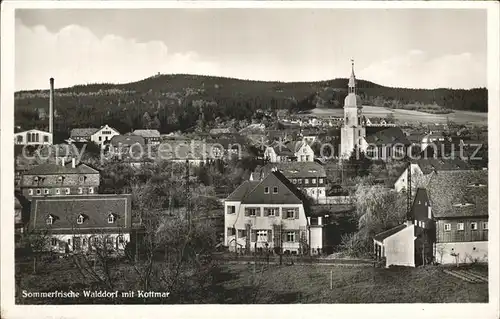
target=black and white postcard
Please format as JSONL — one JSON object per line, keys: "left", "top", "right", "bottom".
{"left": 1, "top": 1, "right": 499, "bottom": 319}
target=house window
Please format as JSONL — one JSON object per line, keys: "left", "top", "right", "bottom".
{"left": 65, "top": 188, "right": 70, "bottom": 195}
{"left": 28, "top": 189, "right": 33, "bottom": 195}
{"left": 319, "top": 178, "right": 324, "bottom": 184}
{"left": 312, "top": 178, "right": 317, "bottom": 184}
{"left": 292, "top": 179, "right": 297, "bottom": 184}
{"left": 78, "top": 187, "right": 83, "bottom": 194}
{"left": 444, "top": 223, "right": 451, "bottom": 231}
{"left": 43, "top": 136, "right": 49, "bottom": 142}
{"left": 237, "top": 229, "right": 247, "bottom": 238}
{"left": 77, "top": 215, "right": 84, "bottom": 225}
{"left": 33, "top": 176, "right": 39, "bottom": 183}
{"left": 267, "top": 208, "right": 277, "bottom": 216}
{"left": 273, "top": 187, "right": 278, "bottom": 194}
{"left": 483, "top": 222, "right": 488, "bottom": 230}
{"left": 248, "top": 208, "right": 257, "bottom": 216}
{"left": 257, "top": 230, "right": 268, "bottom": 242}
{"left": 305, "top": 179, "right": 309, "bottom": 184}
{"left": 79, "top": 176, "right": 85, "bottom": 183}
{"left": 264, "top": 187, "right": 269, "bottom": 194}
{"left": 286, "top": 209, "right": 296, "bottom": 219}
{"left": 57, "top": 176, "right": 63, "bottom": 182}
{"left": 319, "top": 189, "right": 323, "bottom": 195}
{"left": 46, "top": 216, "right": 53, "bottom": 225}
{"left": 471, "top": 222, "right": 478, "bottom": 230}
{"left": 36, "top": 189, "right": 42, "bottom": 195}
{"left": 51, "top": 238, "right": 57, "bottom": 246}
{"left": 227, "top": 205, "right": 236, "bottom": 214}
{"left": 99, "top": 136, "right": 102, "bottom": 141}
{"left": 89, "top": 187, "right": 94, "bottom": 194}
{"left": 457, "top": 223, "right": 464, "bottom": 231}
{"left": 286, "top": 231, "right": 295, "bottom": 242}
{"left": 422, "top": 221, "right": 426, "bottom": 228}
{"left": 108, "top": 214, "right": 115, "bottom": 223}
{"left": 44, "top": 189, "right": 49, "bottom": 195}
{"left": 414, "top": 219, "right": 417, "bottom": 225}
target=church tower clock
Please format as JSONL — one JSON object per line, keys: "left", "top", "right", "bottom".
{"left": 340, "top": 60, "right": 366, "bottom": 159}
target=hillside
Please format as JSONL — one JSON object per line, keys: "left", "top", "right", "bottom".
{"left": 15, "top": 74, "right": 488, "bottom": 137}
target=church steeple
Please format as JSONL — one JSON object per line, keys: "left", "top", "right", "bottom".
{"left": 348, "top": 59, "right": 356, "bottom": 94}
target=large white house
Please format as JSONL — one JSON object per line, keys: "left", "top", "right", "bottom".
{"left": 264, "top": 140, "right": 315, "bottom": 163}
{"left": 15, "top": 129, "right": 53, "bottom": 146}
{"left": 225, "top": 169, "right": 323, "bottom": 254}
{"left": 251, "top": 162, "right": 327, "bottom": 203}
{"left": 90, "top": 125, "right": 120, "bottom": 147}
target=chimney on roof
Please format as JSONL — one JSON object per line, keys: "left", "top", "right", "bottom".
{"left": 71, "top": 157, "right": 76, "bottom": 168}
{"left": 49, "top": 78, "right": 54, "bottom": 135}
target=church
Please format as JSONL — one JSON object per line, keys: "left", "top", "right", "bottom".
{"left": 340, "top": 61, "right": 410, "bottom": 160}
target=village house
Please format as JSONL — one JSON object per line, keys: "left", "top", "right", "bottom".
{"left": 110, "top": 135, "right": 146, "bottom": 156}
{"left": 427, "top": 170, "right": 488, "bottom": 265}
{"left": 69, "top": 128, "right": 99, "bottom": 143}
{"left": 20, "top": 158, "right": 100, "bottom": 199}
{"left": 264, "top": 140, "right": 315, "bottom": 163}
{"left": 252, "top": 162, "right": 327, "bottom": 204}
{"left": 225, "top": 169, "right": 321, "bottom": 254}
{"left": 29, "top": 194, "right": 132, "bottom": 253}
{"left": 157, "top": 140, "right": 216, "bottom": 166}
{"left": 14, "top": 129, "right": 53, "bottom": 146}
{"left": 373, "top": 169, "right": 488, "bottom": 267}
{"left": 90, "top": 125, "right": 120, "bottom": 148}
{"left": 132, "top": 129, "right": 161, "bottom": 145}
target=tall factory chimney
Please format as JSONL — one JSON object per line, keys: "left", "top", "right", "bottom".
{"left": 49, "top": 77, "right": 54, "bottom": 134}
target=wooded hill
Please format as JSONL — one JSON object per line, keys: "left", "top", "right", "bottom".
{"left": 15, "top": 74, "right": 488, "bottom": 138}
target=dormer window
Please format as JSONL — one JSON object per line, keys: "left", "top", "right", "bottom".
{"left": 57, "top": 176, "right": 63, "bottom": 182}
{"left": 33, "top": 176, "right": 39, "bottom": 183}
{"left": 46, "top": 215, "right": 54, "bottom": 225}
{"left": 468, "top": 183, "right": 486, "bottom": 188}
{"left": 108, "top": 214, "right": 115, "bottom": 224}
{"left": 79, "top": 176, "right": 86, "bottom": 183}
{"left": 77, "top": 214, "right": 85, "bottom": 225}
{"left": 453, "top": 203, "right": 474, "bottom": 207}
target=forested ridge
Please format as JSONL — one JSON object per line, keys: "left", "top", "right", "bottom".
{"left": 15, "top": 74, "right": 488, "bottom": 137}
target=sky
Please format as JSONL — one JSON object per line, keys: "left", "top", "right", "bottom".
{"left": 15, "top": 8, "right": 487, "bottom": 91}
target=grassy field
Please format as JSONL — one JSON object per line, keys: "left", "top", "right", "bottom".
{"left": 219, "top": 263, "right": 488, "bottom": 303}
{"left": 15, "top": 257, "right": 488, "bottom": 304}
{"left": 310, "top": 105, "right": 488, "bottom": 126}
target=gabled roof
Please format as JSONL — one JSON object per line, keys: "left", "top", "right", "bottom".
{"left": 373, "top": 224, "right": 408, "bottom": 242}
{"left": 132, "top": 129, "right": 160, "bottom": 138}
{"left": 409, "top": 188, "right": 430, "bottom": 220}
{"left": 24, "top": 163, "right": 99, "bottom": 175}
{"left": 416, "top": 158, "right": 471, "bottom": 174}
{"left": 226, "top": 181, "right": 260, "bottom": 201}
{"left": 427, "top": 170, "right": 488, "bottom": 218}
{"left": 30, "top": 194, "right": 132, "bottom": 234}
{"left": 365, "top": 127, "right": 411, "bottom": 146}
{"left": 256, "top": 162, "right": 326, "bottom": 179}
{"left": 226, "top": 171, "right": 306, "bottom": 205}
{"left": 110, "top": 135, "right": 145, "bottom": 147}
{"left": 70, "top": 128, "right": 99, "bottom": 138}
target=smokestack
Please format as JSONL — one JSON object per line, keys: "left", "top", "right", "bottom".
{"left": 49, "top": 78, "right": 54, "bottom": 134}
